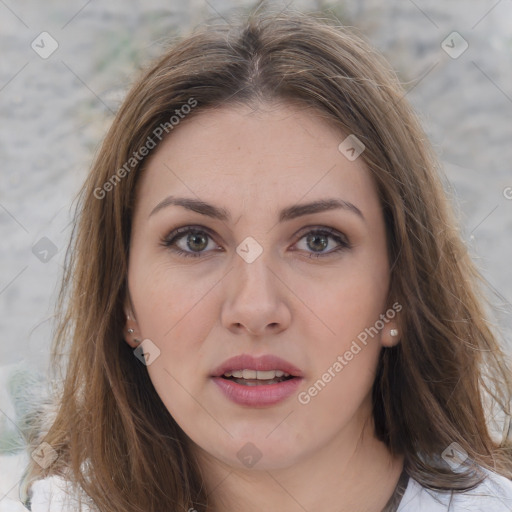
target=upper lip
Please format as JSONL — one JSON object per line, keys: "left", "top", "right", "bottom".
{"left": 211, "top": 354, "right": 304, "bottom": 378}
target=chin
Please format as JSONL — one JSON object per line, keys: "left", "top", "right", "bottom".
{"left": 205, "top": 436, "right": 303, "bottom": 471}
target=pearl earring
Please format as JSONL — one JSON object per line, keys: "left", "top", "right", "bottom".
{"left": 390, "top": 329, "right": 399, "bottom": 337}
{"left": 127, "top": 328, "right": 134, "bottom": 334}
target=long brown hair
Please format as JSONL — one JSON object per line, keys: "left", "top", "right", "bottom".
{"left": 23, "top": 7, "right": 512, "bottom": 511}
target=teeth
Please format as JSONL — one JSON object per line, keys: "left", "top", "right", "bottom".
{"left": 243, "top": 369, "right": 257, "bottom": 379}
{"left": 255, "top": 370, "right": 278, "bottom": 379}
{"left": 222, "top": 369, "right": 291, "bottom": 379}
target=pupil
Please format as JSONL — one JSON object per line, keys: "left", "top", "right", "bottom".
{"left": 307, "top": 233, "right": 328, "bottom": 252}
{"left": 188, "top": 233, "right": 207, "bottom": 252}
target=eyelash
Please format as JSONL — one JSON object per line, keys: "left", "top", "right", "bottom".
{"left": 160, "top": 225, "right": 351, "bottom": 259}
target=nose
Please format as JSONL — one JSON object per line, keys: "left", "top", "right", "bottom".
{"left": 221, "top": 253, "right": 291, "bottom": 337}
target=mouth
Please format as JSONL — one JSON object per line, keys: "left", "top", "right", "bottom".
{"left": 211, "top": 354, "right": 304, "bottom": 405}
{"left": 220, "top": 369, "right": 297, "bottom": 386}
{"left": 211, "top": 353, "right": 303, "bottom": 382}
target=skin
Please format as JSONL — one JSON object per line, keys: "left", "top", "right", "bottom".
{"left": 124, "top": 101, "right": 404, "bottom": 512}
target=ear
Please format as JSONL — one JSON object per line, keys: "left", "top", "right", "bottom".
{"left": 381, "top": 320, "right": 401, "bottom": 348}
{"left": 123, "top": 295, "right": 141, "bottom": 348}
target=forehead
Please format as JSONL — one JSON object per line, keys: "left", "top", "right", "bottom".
{"left": 134, "top": 102, "right": 379, "bottom": 220}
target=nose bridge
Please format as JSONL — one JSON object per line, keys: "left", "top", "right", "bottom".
{"left": 221, "top": 238, "right": 290, "bottom": 334}
{"left": 232, "top": 243, "right": 277, "bottom": 305}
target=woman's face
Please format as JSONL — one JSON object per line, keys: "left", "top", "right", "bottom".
{"left": 125, "top": 102, "right": 399, "bottom": 471}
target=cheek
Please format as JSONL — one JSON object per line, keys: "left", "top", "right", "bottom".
{"left": 130, "top": 255, "right": 216, "bottom": 339}
{"left": 299, "top": 255, "right": 389, "bottom": 344}
{"left": 128, "top": 258, "right": 219, "bottom": 382}
{"left": 295, "top": 257, "right": 388, "bottom": 401}
{"left": 130, "top": 266, "right": 218, "bottom": 424}
{"left": 292, "top": 275, "right": 386, "bottom": 436}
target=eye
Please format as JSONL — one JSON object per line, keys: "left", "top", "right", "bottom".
{"left": 161, "top": 226, "right": 351, "bottom": 259}
{"left": 161, "top": 226, "right": 220, "bottom": 258}
{"left": 293, "top": 227, "right": 351, "bottom": 258}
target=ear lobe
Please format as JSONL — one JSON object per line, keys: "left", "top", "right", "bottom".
{"left": 381, "top": 322, "right": 401, "bottom": 348}
{"left": 123, "top": 296, "right": 141, "bottom": 348}
{"left": 123, "top": 318, "right": 141, "bottom": 348}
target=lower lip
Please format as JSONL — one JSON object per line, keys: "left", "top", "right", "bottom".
{"left": 212, "top": 376, "right": 303, "bottom": 407}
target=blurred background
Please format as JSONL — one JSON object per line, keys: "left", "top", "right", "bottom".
{"left": 1, "top": 0, "right": 511, "bottom": 509}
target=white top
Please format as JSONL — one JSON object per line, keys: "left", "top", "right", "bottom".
{"left": 397, "top": 467, "right": 512, "bottom": 511}
{"left": 28, "top": 476, "right": 94, "bottom": 512}
{"left": 28, "top": 466, "right": 512, "bottom": 511}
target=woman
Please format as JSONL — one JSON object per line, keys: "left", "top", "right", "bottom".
{"left": 22, "top": 8, "right": 512, "bottom": 512}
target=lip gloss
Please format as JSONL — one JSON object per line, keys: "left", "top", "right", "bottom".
{"left": 212, "top": 376, "right": 303, "bottom": 407}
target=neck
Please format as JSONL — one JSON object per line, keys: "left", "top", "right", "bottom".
{"left": 193, "top": 412, "right": 405, "bottom": 512}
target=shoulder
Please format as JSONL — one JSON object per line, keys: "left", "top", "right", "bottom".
{"left": 28, "top": 475, "right": 97, "bottom": 512}
{"left": 398, "top": 466, "right": 512, "bottom": 511}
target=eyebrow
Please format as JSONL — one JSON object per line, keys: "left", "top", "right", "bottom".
{"left": 148, "top": 196, "right": 365, "bottom": 223}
